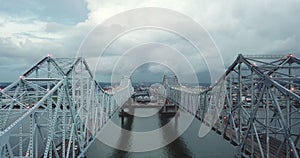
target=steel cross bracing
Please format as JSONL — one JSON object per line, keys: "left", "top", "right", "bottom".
{"left": 0, "top": 56, "right": 133, "bottom": 158}
{"left": 163, "top": 54, "right": 300, "bottom": 158}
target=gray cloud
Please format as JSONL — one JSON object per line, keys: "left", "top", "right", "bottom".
{"left": 0, "top": 0, "right": 299, "bottom": 83}
{"left": 202, "top": 0, "right": 300, "bottom": 63}
{"left": 0, "top": 0, "right": 88, "bottom": 25}
{"left": 45, "top": 22, "right": 72, "bottom": 33}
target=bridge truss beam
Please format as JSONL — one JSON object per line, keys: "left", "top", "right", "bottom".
{"left": 164, "top": 54, "right": 300, "bottom": 158}
{"left": 0, "top": 56, "right": 133, "bottom": 158}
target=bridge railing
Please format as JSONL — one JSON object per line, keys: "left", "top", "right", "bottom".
{"left": 0, "top": 56, "right": 133, "bottom": 158}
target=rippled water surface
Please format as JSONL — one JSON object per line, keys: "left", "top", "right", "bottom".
{"left": 86, "top": 105, "right": 236, "bottom": 158}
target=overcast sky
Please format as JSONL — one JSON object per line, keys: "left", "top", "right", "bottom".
{"left": 0, "top": 0, "right": 299, "bottom": 83}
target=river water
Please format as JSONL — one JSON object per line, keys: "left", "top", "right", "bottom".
{"left": 86, "top": 104, "right": 236, "bottom": 158}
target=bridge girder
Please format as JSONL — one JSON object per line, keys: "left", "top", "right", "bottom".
{"left": 0, "top": 56, "right": 133, "bottom": 158}
{"left": 165, "top": 54, "right": 300, "bottom": 158}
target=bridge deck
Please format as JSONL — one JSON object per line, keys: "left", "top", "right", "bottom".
{"left": 223, "top": 128, "right": 300, "bottom": 157}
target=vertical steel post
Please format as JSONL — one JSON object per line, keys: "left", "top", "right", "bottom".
{"left": 266, "top": 89, "right": 269, "bottom": 158}
{"left": 237, "top": 60, "right": 242, "bottom": 157}
{"left": 251, "top": 69, "right": 254, "bottom": 157}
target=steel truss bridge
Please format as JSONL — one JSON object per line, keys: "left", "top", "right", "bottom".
{"left": 164, "top": 54, "right": 300, "bottom": 158}
{"left": 0, "top": 54, "right": 300, "bottom": 158}
{"left": 0, "top": 56, "right": 133, "bottom": 157}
